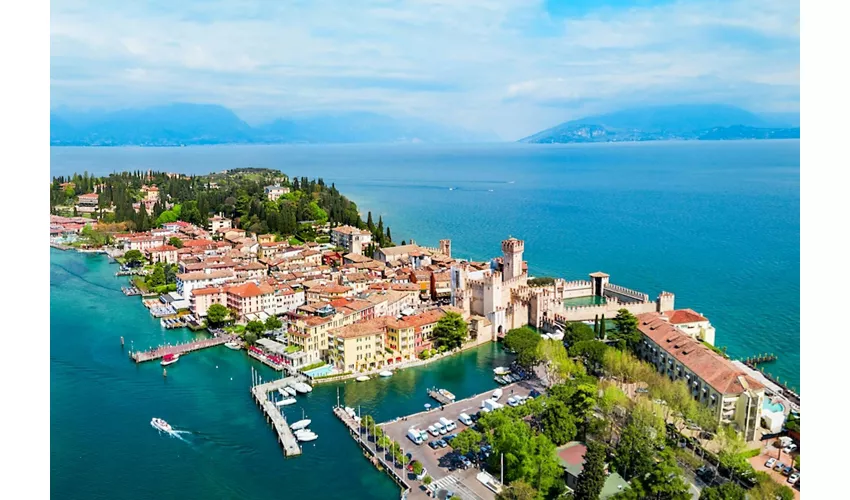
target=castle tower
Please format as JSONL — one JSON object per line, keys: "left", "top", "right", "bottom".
{"left": 589, "top": 272, "right": 610, "bottom": 297}
{"left": 656, "top": 291, "right": 675, "bottom": 312}
{"left": 483, "top": 271, "right": 503, "bottom": 316}
{"left": 450, "top": 263, "right": 470, "bottom": 314}
{"left": 439, "top": 239, "right": 452, "bottom": 258}
{"left": 501, "top": 237, "right": 525, "bottom": 281}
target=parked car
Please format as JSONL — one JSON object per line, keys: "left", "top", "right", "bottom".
{"left": 787, "top": 473, "right": 799, "bottom": 484}
{"left": 765, "top": 458, "right": 777, "bottom": 468}
{"left": 678, "top": 439, "right": 688, "bottom": 448}
{"left": 636, "top": 387, "right": 649, "bottom": 394}
{"left": 445, "top": 433, "right": 457, "bottom": 443}
{"left": 782, "top": 466, "right": 793, "bottom": 476}
{"left": 429, "top": 441, "right": 440, "bottom": 450}
{"left": 774, "top": 462, "right": 786, "bottom": 472}
{"left": 428, "top": 425, "right": 439, "bottom": 437}
{"left": 783, "top": 444, "right": 798, "bottom": 454}
{"left": 436, "top": 439, "right": 448, "bottom": 448}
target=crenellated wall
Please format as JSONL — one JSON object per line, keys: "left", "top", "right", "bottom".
{"left": 605, "top": 283, "right": 650, "bottom": 302}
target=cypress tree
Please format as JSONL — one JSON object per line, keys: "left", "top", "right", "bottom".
{"left": 600, "top": 314, "right": 606, "bottom": 339}
{"left": 386, "top": 226, "right": 392, "bottom": 243}
{"left": 594, "top": 315, "right": 599, "bottom": 336}
{"left": 367, "top": 211, "right": 375, "bottom": 232}
{"left": 574, "top": 442, "right": 606, "bottom": 500}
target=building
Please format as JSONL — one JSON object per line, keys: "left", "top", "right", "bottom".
{"left": 141, "top": 185, "right": 160, "bottom": 202}
{"left": 257, "top": 234, "right": 276, "bottom": 244}
{"left": 175, "top": 269, "right": 236, "bottom": 300}
{"left": 226, "top": 281, "right": 275, "bottom": 319}
{"left": 635, "top": 312, "right": 764, "bottom": 441}
{"left": 125, "top": 236, "right": 165, "bottom": 252}
{"left": 555, "top": 442, "right": 630, "bottom": 499}
{"left": 327, "top": 317, "right": 391, "bottom": 373}
{"left": 386, "top": 309, "right": 445, "bottom": 356}
{"left": 208, "top": 214, "right": 232, "bottom": 233}
{"left": 190, "top": 286, "right": 227, "bottom": 317}
{"left": 146, "top": 245, "right": 178, "bottom": 265}
{"left": 430, "top": 271, "right": 452, "bottom": 301}
{"left": 662, "top": 309, "right": 716, "bottom": 345}
{"left": 331, "top": 225, "right": 372, "bottom": 255}
{"left": 76, "top": 193, "right": 100, "bottom": 213}
{"left": 306, "top": 283, "right": 354, "bottom": 303}
{"left": 264, "top": 185, "right": 290, "bottom": 201}
{"left": 269, "top": 285, "right": 306, "bottom": 315}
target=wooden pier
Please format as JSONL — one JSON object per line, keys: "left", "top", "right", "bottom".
{"left": 130, "top": 334, "right": 235, "bottom": 363}
{"left": 427, "top": 388, "right": 455, "bottom": 406}
{"left": 251, "top": 374, "right": 303, "bottom": 457}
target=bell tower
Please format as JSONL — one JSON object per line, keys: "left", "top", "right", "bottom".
{"left": 501, "top": 237, "right": 524, "bottom": 281}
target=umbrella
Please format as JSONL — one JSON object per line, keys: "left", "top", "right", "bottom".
{"left": 424, "top": 403, "right": 431, "bottom": 410}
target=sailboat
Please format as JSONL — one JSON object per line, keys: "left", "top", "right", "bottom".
{"left": 290, "top": 408, "right": 311, "bottom": 431}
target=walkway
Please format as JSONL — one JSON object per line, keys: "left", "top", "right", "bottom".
{"left": 130, "top": 334, "right": 235, "bottom": 363}
{"left": 251, "top": 375, "right": 303, "bottom": 457}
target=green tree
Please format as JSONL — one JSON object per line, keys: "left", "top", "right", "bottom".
{"left": 749, "top": 473, "right": 795, "bottom": 500}
{"left": 599, "top": 314, "right": 607, "bottom": 339}
{"left": 246, "top": 320, "right": 265, "bottom": 336}
{"left": 451, "top": 428, "right": 482, "bottom": 455}
{"left": 564, "top": 322, "right": 596, "bottom": 347}
{"left": 537, "top": 339, "right": 585, "bottom": 387}
{"left": 612, "top": 419, "right": 655, "bottom": 480}
{"left": 569, "top": 340, "right": 610, "bottom": 370}
{"left": 699, "top": 482, "right": 746, "bottom": 500}
{"left": 574, "top": 441, "right": 606, "bottom": 500}
{"left": 167, "top": 236, "right": 183, "bottom": 248}
{"left": 411, "top": 460, "right": 423, "bottom": 475}
{"left": 265, "top": 315, "right": 283, "bottom": 331}
{"left": 540, "top": 400, "right": 577, "bottom": 446}
{"left": 504, "top": 326, "right": 541, "bottom": 368}
{"left": 147, "top": 264, "right": 166, "bottom": 287}
{"left": 245, "top": 331, "right": 258, "bottom": 345}
{"left": 207, "top": 304, "right": 229, "bottom": 326}
{"left": 123, "top": 249, "right": 144, "bottom": 266}
{"left": 432, "top": 312, "right": 468, "bottom": 350}
{"left": 617, "top": 453, "right": 690, "bottom": 500}
{"left": 496, "top": 480, "right": 537, "bottom": 500}
{"left": 611, "top": 309, "right": 640, "bottom": 350}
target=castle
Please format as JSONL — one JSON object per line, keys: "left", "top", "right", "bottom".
{"left": 450, "top": 237, "right": 676, "bottom": 339}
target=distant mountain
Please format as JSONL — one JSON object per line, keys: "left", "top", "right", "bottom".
{"left": 50, "top": 104, "right": 494, "bottom": 146}
{"left": 519, "top": 104, "right": 799, "bottom": 143}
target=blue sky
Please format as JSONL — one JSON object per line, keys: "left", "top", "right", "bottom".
{"left": 50, "top": 0, "right": 800, "bottom": 140}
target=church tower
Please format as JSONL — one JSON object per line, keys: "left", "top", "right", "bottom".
{"left": 501, "top": 237, "right": 524, "bottom": 281}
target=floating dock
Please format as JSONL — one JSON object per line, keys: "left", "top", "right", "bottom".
{"left": 427, "top": 388, "right": 455, "bottom": 406}
{"left": 251, "top": 375, "right": 303, "bottom": 457}
{"left": 130, "top": 335, "right": 235, "bottom": 363}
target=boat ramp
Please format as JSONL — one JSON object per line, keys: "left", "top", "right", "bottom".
{"left": 250, "top": 370, "right": 303, "bottom": 457}
{"left": 130, "top": 334, "right": 235, "bottom": 363}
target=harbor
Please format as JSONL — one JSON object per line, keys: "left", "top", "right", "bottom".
{"left": 130, "top": 334, "right": 235, "bottom": 363}
{"left": 250, "top": 369, "right": 306, "bottom": 457}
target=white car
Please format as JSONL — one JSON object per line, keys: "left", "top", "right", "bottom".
{"left": 428, "top": 425, "right": 439, "bottom": 437}
{"left": 765, "top": 458, "right": 777, "bottom": 468}
{"left": 787, "top": 473, "right": 799, "bottom": 485}
{"left": 458, "top": 413, "right": 473, "bottom": 426}
{"left": 783, "top": 444, "right": 798, "bottom": 454}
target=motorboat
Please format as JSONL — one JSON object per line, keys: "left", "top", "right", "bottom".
{"left": 379, "top": 370, "right": 393, "bottom": 377}
{"left": 276, "top": 398, "right": 297, "bottom": 406}
{"left": 438, "top": 389, "right": 456, "bottom": 401}
{"left": 293, "top": 382, "right": 313, "bottom": 393}
{"left": 296, "top": 431, "right": 318, "bottom": 442}
{"left": 278, "top": 388, "right": 290, "bottom": 397}
{"left": 291, "top": 419, "right": 312, "bottom": 431}
{"left": 160, "top": 353, "right": 179, "bottom": 366}
{"left": 491, "top": 388, "right": 503, "bottom": 401}
{"left": 494, "top": 376, "right": 507, "bottom": 385}
{"left": 284, "top": 386, "right": 298, "bottom": 397}
{"left": 151, "top": 418, "right": 172, "bottom": 432}
{"left": 224, "top": 341, "right": 242, "bottom": 350}
{"left": 356, "top": 375, "right": 370, "bottom": 382}
{"left": 493, "top": 366, "right": 511, "bottom": 376}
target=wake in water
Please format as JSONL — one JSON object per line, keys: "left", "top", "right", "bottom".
{"left": 151, "top": 421, "right": 191, "bottom": 443}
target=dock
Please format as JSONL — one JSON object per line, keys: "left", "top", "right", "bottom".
{"left": 427, "top": 388, "right": 455, "bottom": 406}
{"left": 130, "top": 334, "right": 235, "bottom": 363}
{"left": 251, "top": 374, "right": 303, "bottom": 457}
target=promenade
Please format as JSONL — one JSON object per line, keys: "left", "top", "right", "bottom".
{"left": 251, "top": 372, "right": 303, "bottom": 457}
{"left": 130, "top": 334, "right": 235, "bottom": 363}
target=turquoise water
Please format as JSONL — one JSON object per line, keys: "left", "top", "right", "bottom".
{"left": 563, "top": 296, "right": 607, "bottom": 307}
{"left": 51, "top": 141, "right": 799, "bottom": 389}
{"left": 50, "top": 247, "right": 514, "bottom": 499}
{"left": 764, "top": 399, "right": 786, "bottom": 413}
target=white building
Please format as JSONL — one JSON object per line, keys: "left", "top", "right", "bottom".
{"left": 662, "top": 309, "right": 716, "bottom": 345}
{"left": 331, "top": 225, "right": 372, "bottom": 255}
{"left": 175, "top": 269, "right": 236, "bottom": 300}
{"left": 265, "top": 185, "right": 290, "bottom": 201}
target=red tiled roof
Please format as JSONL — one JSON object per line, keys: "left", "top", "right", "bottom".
{"left": 665, "top": 309, "right": 708, "bottom": 324}
{"left": 637, "top": 312, "right": 763, "bottom": 395}
{"left": 191, "top": 287, "right": 225, "bottom": 296}
{"left": 148, "top": 245, "right": 178, "bottom": 252}
{"left": 387, "top": 309, "right": 444, "bottom": 330}
{"left": 332, "top": 317, "right": 389, "bottom": 339}
{"left": 227, "top": 281, "right": 274, "bottom": 298}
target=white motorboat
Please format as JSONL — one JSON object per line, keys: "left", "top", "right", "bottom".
{"left": 151, "top": 418, "right": 172, "bottom": 433}
{"left": 284, "top": 386, "right": 298, "bottom": 397}
{"left": 276, "top": 398, "right": 297, "bottom": 406}
{"left": 293, "top": 382, "right": 312, "bottom": 393}
{"left": 224, "top": 341, "right": 242, "bottom": 350}
{"left": 291, "top": 419, "right": 312, "bottom": 431}
{"left": 379, "top": 370, "right": 393, "bottom": 377}
{"left": 296, "top": 432, "right": 318, "bottom": 442}
{"left": 278, "top": 388, "right": 290, "bottom": 397}
{"left": 493, "top": 366, "right": 511, "bottom": 376}
{"left": 491, "top": 388, "right": 503, "bottom": 401}
{"left": 160, "top": 353, "right": 179, "bottom": 366}
{"left": 356, "top": 375, "right": 370, "bottom": 382}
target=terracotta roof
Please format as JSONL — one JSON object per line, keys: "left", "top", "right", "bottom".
{"left": 148, "top": 245, "right": 178, "bottom": 252}
{"left": 379, "top": 244, "right": 427, "bottom": 257}
{"left": 387, "top": 309, "right": 444, "bottom": 330}
{"left": 191, "top": 286, "right": 225, "bottom": 297}
{"left": 332, "top": 317, "right": 390, "bottom": 339}
{"left": 310, "top": 284, "right": 351, "bottom": 294}
{"left": 333, "top": 225, "right": 370, "bottom": 235}
{"left": 227, "top": 281, "right": 274, "bottom": 298}
{"left": 665, "top": 309, "right": 708, "bottom": 324}
{"left": 177, "top": 269, "right": 235, "bottom": 281}
{"left": 78, "top": 193, "right": 99, "bottom": 199}
{"left": 637, "top": 312, "right": 763, "bottom": 395}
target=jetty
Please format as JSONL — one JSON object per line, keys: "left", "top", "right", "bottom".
{"left": 121, "top": 286, "right": 142, "bottom": 296}
{"left": 130, "top": 334, "right": 235, "bottom": 363}
{"left": 251, "top": 371, "right": 303, "bottom": 457}
{"left": 427, "top": 388, "right": 455, "bottom": 406}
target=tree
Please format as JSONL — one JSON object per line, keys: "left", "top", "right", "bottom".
{"left": 451, "top": 429, "right": 482, "bottom": 455}
{"left": 540, "top": 400, "right": 577, "bottom": 446}
{"left": 147, "top": 264, "right": 166, "bottom": 288}
{"left": 749, "top": 473, "right": 795, "bottom": 500}
{"left": 265, "top": 315, "right": 283, "bottom": 331}
{"left": 504, "top": 326, "right": 541, "bottom": 368}
{"left": 411, "top": 460, "right": 423, "bottom": 475}
{"left": 496, "top": 480, "right": 537, "bottom": 500}
{"left": 246, "top": 321, "right": 265, "bottom": 336}
{"left": 699, "top": 482, "right": 746, "bottom": 500}
{"left": 537, "top": 339, "right": 585, "bottom": 387}
{"left": 611, "top": 309, "right": 640, "bottom": 350}
{"left": 574, "top": 441, "right": 606, "bottom": 500}
{"left": 123, "top": 249, "right": 144, "bottom": 266}
{"left": 245, "top": 331, "right": 258, "bottom": 345}
{"left": 569, "top": 340, "right": 609, "bottom": 370}
{"left": 599, "top": 314, "right": 607, "bottom": 339}
{"left": 432, "top": 312, "right": 467, "bottom": 350}
{"left": 612, "top": 419, "right": 655, "bottom": 480}
{"left": 564, "top": 322, "right": 596, "bottom": 347}
{"left": 168, "top": 236, "right": 184, "bottom": 248}
{"left": 617, "top": 453, "right": 690, "bottom": 500}
{"left": 207, "top": 304, "right": 229, "bottom": 326}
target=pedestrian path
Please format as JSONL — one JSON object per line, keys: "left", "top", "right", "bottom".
{"left": 427, "top": 475, "right": 483, "bottom": 500}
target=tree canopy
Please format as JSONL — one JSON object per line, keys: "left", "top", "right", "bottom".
{"left": 451, "top": 428, "right": 482, "bottom": 456}
{"left": 611, "top": 309, "right": 641, "bottom": 351}
{"left": 246, "top": 321, "right": 265, "bottom": 336}
{"left": 574, "top": 441, "right": 607, "bottom": 500}
{"left": 432, "top": 312, "right": 468, "bottom": 350}
{"left": 206, "top": 304, "right": 229, "bottom": 325}
{"left": 504, "top": 326, "right": 541, "bottom": 368}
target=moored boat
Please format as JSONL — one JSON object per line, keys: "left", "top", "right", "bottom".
{"left": 355, "top": 375, "right": 370, "bottom": 382}
{"left": 293, "top": 382, "right": 312, "bottom": 393}
{"left": 276, "top": 398, "right": 297, "bottom": 406}
{"left": 160, "top": 353, "right": 179, "bottom": 366}
{"left": 438, "top": 389, "right": 456, "bottom": 401}
{"left": 284, "top": 386, "right": 298, "bottom": 397}
{"left": 296, "top": 431, "right": 318, "bottom": 442}
{"left": 291, "top": 419, "right": 312, "bottom": 430}
{"left": 379, "top": 370, "right": 393, "bottom": 377}
{"left": 224, "top": 341, "right": 242, "bottom": 350}
{"left": 493, "top": 366, "right": 511, "bottom": 376}
{"left": 151, "top": 417, "right": 172, "bottom": 432}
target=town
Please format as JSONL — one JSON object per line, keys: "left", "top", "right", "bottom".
{"left": 49, "top": 169, "right": 800, "bottom": 500}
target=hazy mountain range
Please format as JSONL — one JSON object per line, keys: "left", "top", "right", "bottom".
{"left": 49, "top": 104, "right": 497, "bottom": 146}
{"left": 49, "top": 103, "right": 800, "bottom": 146}
{"left": 519, "top": 104, "right": 800, "bottom": 143}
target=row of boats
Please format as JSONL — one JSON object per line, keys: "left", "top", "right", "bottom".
{"left": 355, "top": 370, "right": 393, "bottom": 382}
{"left": 275, "top": 381, "right": 313, "bottom": 406}
{"left": 291, "top": 418, "right": 317, "bottom": 442}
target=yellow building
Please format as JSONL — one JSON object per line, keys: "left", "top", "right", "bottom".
{"left": 328, "top": 318, "right": 391, "bottom": 373}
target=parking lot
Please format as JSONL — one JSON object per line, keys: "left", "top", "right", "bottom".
{"left": 381, "top": 379, "right": 540, "bottom": 499}
{"left": 749, "top": 448, "right": 800, "bottom": 499}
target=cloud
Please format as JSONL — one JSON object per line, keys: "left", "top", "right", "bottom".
{"left": 50, "top": 0, "right": 800, "bottom": 140}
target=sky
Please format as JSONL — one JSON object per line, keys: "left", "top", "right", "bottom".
{"left": 50, "top": 0, "right": 800, "bottom": 140}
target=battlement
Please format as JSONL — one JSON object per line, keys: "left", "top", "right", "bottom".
{"left": 501, "top": 237, "right": 524, "bottom": 253}
{"left": 562, "top": 280, "right": 592, "bottom": 289}
{"left": 502, "top": 273, "right": 527, "bottom": 287}
{"left": 606, "top": 283, "right": 650, "bottom": 302}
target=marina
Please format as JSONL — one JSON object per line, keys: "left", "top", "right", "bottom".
{"left": 250, "top": 369, "right": 306, "bottom": 457}
{"left": 427, "top": 387, "right": 456, "bottom": 405}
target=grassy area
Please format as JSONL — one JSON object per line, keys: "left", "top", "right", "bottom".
{"left": 313, "top": 371, "right": 351, "bottom": 380}
{"left": 133, "top": 277, "right": 150, "bottom": 293}
{"left": 315, "top": 236, "right": 330, "bottom": 244}
{"left": 288, "top": 236, "right": 304, "bottom": 246}
{"left": 285, "top": 345, "right": 301, "bottom": 354}
{"left": 301, "top": 362, "right": 327, "bottom": 372}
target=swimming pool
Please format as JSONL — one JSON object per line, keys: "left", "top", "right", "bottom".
{"left": 763, "top": 398, "right": 785, "bottom": 414}
{"left": 303, "top": 364, "right": 334, "bottom": 377}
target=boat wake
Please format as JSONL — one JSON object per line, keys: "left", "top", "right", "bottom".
{"left": 151, "top": 421, "right": 191, "bottom": 442}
